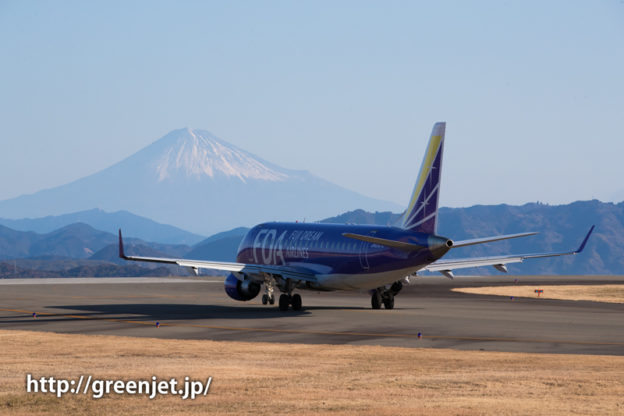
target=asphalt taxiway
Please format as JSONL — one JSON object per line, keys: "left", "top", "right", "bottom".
{"left": 0, "top": 275, "right": 623, "bottom": 355}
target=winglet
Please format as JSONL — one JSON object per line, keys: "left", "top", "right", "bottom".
{"left": 575, "top": 225, "right": 595, "bottom": 254}
{"left": 118, "top": 229, "right": 127, "bottom": 259}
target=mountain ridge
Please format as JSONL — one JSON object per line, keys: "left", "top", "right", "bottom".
{"left": 0, "top": 200, "right": 621, "bottom": 276}
{"left": 0, "top": 128, "right": 400, "bottom": 235}
{"left": 0, "top": 208, "right": 205, "bottom": 245}
{"left": 321, "top": 200, "right": 621, "bottom": 275}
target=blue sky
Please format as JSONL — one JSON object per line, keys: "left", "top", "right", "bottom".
{"left": 1, "top": 0, "right": 623, "bottom": 208}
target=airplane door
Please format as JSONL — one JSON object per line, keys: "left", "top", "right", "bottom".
{"left": 359, "top": 240, "right": 370, "bottom": 270}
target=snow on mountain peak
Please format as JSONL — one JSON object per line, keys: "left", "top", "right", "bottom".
{"left": 153, "top": 128, "right": 289, "bottom": 183}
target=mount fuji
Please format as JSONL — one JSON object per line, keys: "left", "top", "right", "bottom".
{"left": 0, "top": 129, "right": 401, "bottom": 235}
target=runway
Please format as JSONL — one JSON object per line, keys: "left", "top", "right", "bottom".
{"left": 0, "top": 275, "right": 623, "bottom": 355}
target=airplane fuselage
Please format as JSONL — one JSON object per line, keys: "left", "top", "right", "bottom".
{"left": 236, "top": 222, "right": 451, "bottom": 291}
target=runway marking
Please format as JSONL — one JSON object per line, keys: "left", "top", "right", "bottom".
{"left": 68, "top": 295, "right": 199, "bottom": 300}
{"left": 1, "top": 307, "right": 623, "bottom": 348}
{"left": 0, "top": 278, "right": 224, "bottom": 285}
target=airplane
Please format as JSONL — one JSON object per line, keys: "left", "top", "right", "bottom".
{"left": 118, "top": 122, "right": 594, "bottom": 311}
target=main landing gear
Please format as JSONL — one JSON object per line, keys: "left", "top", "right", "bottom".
{"left": 279, "top": 293, "right": 302, "bottom": 311}
{"left": 371, "top": 281, "right": 403, "bottom": 310}
{"left": 271, "top": 277, "right": 302, "bottom": 311}
{"left": 371, "top": 290, "right": 394, "bottom": 309}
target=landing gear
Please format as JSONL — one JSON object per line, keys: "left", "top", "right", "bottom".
{"left": 291, "top": 294, "right": 302, "bottom": 311}
{"left": 371, "top": 290, "right": 382, "bottom": 309}
{"left": 263, "top": 277, "right": 276, "bottom": 305}
{"left": 261, "top": 294, "right": 275, "bottom": 305}
{"left": 371, "top": 286, "right": 397, "bottom": 310}
{"left": 383, "top": 293, "right": 395, "bottom": 310}
{"left": 279, "top": 294, "right": 290, "bottom": 311}
{"left": 278, "top": 293, "right": 303, "bottom": 311}
{"left": 262, "top": 294, "right": 276, "bottom": 305}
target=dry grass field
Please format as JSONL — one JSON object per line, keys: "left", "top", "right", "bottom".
{"left": 453, "top": 284, "right": 624, "bottom": 304}
{"left": 1, "top": 329, "right": 623, "bottom": 415}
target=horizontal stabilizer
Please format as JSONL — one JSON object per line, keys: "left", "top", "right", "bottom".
{"left": 425, "top": 226, "right": 595, "bottom": 275}
{"left": 451, "top": 232, "right": 537, "bottom": 248}
{"left": 342, "top": 233, "right": 423, "bottom": 252}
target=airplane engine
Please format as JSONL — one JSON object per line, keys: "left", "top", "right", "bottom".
{"left": 224, "top": 273, "right": 261, "bottom": 301}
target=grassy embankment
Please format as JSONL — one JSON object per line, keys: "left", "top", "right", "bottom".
{"left": 453, "top": 284, "right": 624, "bottom": 304}
{"left": 1, "top": 329, "right": 623, "bottom": 415}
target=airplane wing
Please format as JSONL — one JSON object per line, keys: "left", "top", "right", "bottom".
{"left": 423, "top": 226, "right": 595, "bottom": 279}
{"left": 118, "top": 230, "right": 318, "bottom": 283}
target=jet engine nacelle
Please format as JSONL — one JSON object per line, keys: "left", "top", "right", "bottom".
{"left": 224, "top": 273, "right": 261, "bottom": 301}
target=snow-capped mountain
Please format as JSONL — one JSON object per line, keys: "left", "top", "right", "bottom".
{"left": 0, "top": 128, "right": 400, "bottom": 235}
{"left": 150, "top": 129, "right": 288, "bottom": 183}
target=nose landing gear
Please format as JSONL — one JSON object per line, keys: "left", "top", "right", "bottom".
{"left": 261, "top": 294, "right": 275, "bottom": 305}
{"left": 262, "top": 277, "right": 276, "bottom": 305}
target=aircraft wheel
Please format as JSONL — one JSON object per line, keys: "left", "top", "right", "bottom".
{"left": 383, "top": 294, "right": 395, "bottom": 310}
{"left": 371, "top": 291, "right": 382, "bottom": 309}
{"left": 262, "top": 294, "right": 268, "bottom": 305}
{"left": 291, "top": 294, "right": 302, "bottom": 311}
{"left": 269, "top": 295, "right": 275, "bottom": 305}
{"left": 279, "top": 294, "right": 290, "bottom": 311}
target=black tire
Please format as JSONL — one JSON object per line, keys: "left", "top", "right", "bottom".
{"left": 383, "top": 295, "right": 395, "bottom": 310}
{"left": 371, "top": 291, "right": 382, "bottom": 309}
{"left": 262, "top": 294, "right": 268, "bottom": 305}
{"left": 291, "top": 294, "right": 302, "bottom": 311}
{"left": 390, "top": 281, "right": 403, "bottom": 295}
{"left": 269, "top": 295, "right": 275, "bottom": 305}
{"left": 279, "top": 294, "right": 290, "bottom": 311}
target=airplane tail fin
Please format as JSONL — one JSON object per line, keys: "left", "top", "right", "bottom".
{"left": 400, "top": 122, "right": 446, "bottom": 234}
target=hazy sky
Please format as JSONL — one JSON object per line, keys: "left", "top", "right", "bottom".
{"left": 1, "top": 0, "right": 623, "bottom": 209}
